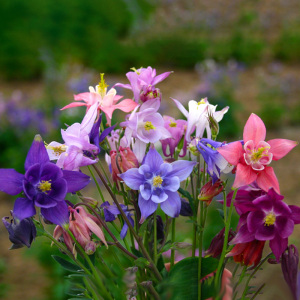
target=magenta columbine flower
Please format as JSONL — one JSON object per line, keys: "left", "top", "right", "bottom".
{"left": 232, "top": 188, "right": 300, "bottom": 261}
{"left": 119, "top": 148, "right": 196, "bottom": 223}
{"left": 217, "top": 113, "right": 297, "bottom": 193}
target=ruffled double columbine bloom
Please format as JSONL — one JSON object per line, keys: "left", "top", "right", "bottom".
{"left": 217, "top": 113, "right": 297, "bottom": 193}
{"left": 0, "top": 135, "right": 90, "bottom": 226}
{"left": 115, "top": 66, "right": 172, "bottom": 103}
{"left": 119, "top": 148, "right": 196, "bottom": 223}
{"left": 228, "top": 187, "right": 300, "bottom": 262}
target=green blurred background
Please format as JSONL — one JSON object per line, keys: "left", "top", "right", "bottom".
{"left": 0, "top": 0, "right": 300, "bottom": 299}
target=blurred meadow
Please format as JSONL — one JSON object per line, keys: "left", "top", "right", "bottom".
{"left": 0, "top": 0, "right": 300, "bottom": 299}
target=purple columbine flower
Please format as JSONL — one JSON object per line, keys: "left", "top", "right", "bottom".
{"left": 197, "top": 138, "right": 233, "bottom": 183}
{"left": 0, "top": 135, "right": 91, "bottom": 226}
{"left": 231, "top": 188, "right": 300, "bottom": 261}
{"left": 115, "top": 66, "right": 172, "bottom": 103}
{"left": 3, "top": 212, "right": 36, "bottom": 249}
{"left": 101, "top": 201, "right": 134, "bottom": 239}
{"left": 119, "top": 148, "right": 196, "bottom": 223}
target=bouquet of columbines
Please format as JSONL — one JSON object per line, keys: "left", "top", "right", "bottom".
{"left": 1, "top": 67, "right": 299, "bottom": 300}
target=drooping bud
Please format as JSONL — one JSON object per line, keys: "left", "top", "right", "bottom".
{"left": 198, "top": 179, "right": 224, "bottom": 205}
{"left": 281, "top": 244, "right": 299, "bottom": 300}
{"left": 206, "top": 227, "right": 235, "bottom": 258}
{"left": 140, "top": 85, "right": 161, "bottom": 103}
{"left": 85, "top": 241, "right": 97, "bottom": 255}
{"left": 179, "top": 198, "right": 193, "bottom": 217}
{"left": 78, "top": 196, "right": 99, "bottom": 208}
{"left": 3, "top": 213, "right": 36, "bottom": 249}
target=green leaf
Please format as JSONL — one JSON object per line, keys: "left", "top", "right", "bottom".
{"left": 134, "top": 257, "right": 150, "bottom": 268}
{"left": 157, "top": 257, "right": 219, "bottom": 300}
{"left": 52, "top": 255, "right": 83, "bottom": 272}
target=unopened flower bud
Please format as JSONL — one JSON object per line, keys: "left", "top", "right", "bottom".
{"left": 198, "top": 179, "right": 224, "bottom": 205}
{"left": 208, "top": 112, "right": 219, "bottom": 140}
{"left": 179, "top": 198, "right": 193, "bottom": 217}
{"left": 188, "top": 138, "right": 200, "bottom": 156}
{"left": 140, "top": 86, "right": 161, "bottom": 103}
{"left": 85, "top": 241, "right": 97, "bottom": 255}
{"left": 281, "top": 244, "right": 299, "bottom": 300}
{"left": 78, "top": 196, "right": 98, "bottom": 208}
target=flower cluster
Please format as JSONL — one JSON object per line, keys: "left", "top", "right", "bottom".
{"left": 0, "top": 67, "right": 298, "bottom": 300}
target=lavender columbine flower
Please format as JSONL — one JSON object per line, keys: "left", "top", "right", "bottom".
{"left": 115, "top": 67, "right": 172, "bottom": 103}
{"left": 231, "top": 188, "right": 300, "bottom": 261}
{"left": 119, "top": 148, "right": 197, "bottom": 223}
{"left": 197, "top": 138, "right": 233, "bottom": 183}
{"left": 0, "top": 135, "right": 91, "bottom": 226}
{"left": 101, "top": 201, "right": 134, "bottom": 239}
{"left": 3, "top": 212, "right": 36, "bottom": 249}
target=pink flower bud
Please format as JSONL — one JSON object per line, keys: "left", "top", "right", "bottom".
{"left": 85, "top": 241, "right": 97, "bottom": 255}
{"left": 198, "top": 179, "right": 224, "bottom": 205}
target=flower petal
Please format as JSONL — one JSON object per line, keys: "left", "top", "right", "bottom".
{"left": 41, "top": 201, "right": 69, "bottom": 227}
{"left": 268, "top": 139, "right": 298, "bottom": 161}
{"left": 275, "top": 216, "right": 294, "bottom": 239}
{"left": 138, "top": 194, "right": 158, "bottom": 224}
{"left": 168, "top": 160, "right": 197, "bottom": 181}
{"left": 243, "top": 114, "right": 266, "bottom": 146}
{"left": 247, "top": 211, "right": 265, "bottom": 233}
{"left": 0, "top": 169, "right": 24, "bottom": 195}
{"left": 144, "top": 148, "right": 164, "bottom": 171}
{"left": 256, "top": 166, "right": 280, "bottom": 194}
{"left": 232, "top": 163, "right": 257, "bottom": 189}
{"left": 217, "top": 141, "right": 243, "bottom": 166}
{"left": 290, "top": 205, "right": 300, "bottom": 224}
{"left": 13, "top": 197, "right": 36, "bottom": 221}
{"left": 62, "top": 170, "right": 91, "bottom": 193}
{"left": 171, "top": 98, "right": 189, "bottom": 119}
{"left": 119, "top": 168, "right": 144, "bottom": 190}
{"left": 160, "top": 191, "right": 181, "bottom": 218}
{"left": 24, "top": 135, "right": 49, "bottom": 171}
{"left": 269, "top": 234, "right": 288, "bottom": 262}
{"left": 255, "top": 224, "right": 275, "bottom": 241}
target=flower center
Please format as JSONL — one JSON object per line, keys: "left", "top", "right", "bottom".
{"left": 153, "top": 175, "right": 163, "bottom": 188}
{"left": 169, "top": 120, "right": 177, "bottom": 127}
{"left": 144, "top": 121, "right": 156, "bottom": 131}
{"left": 38, "top": 180, "right": 52, "bottom": 193}
{"left": 251, "top": 147, "right": 268, "bottom": 162}
{"left": 97, "top": 73, "right": 108, "bottom": 98}
{"left": 46, "top": 144, "right": 67, "bottom": 157}
{"left": 264, "top": 212, "right": 276, "bottom": 226}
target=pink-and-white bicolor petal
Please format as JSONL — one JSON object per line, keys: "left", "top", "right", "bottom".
{"left": 217, "top": 141, "right": 243, "bottom": 166}
{"left": 243, "top": 113, "right": 266, "bottom": 146}
{"left": 256, "top": 166, "right": 280, "bottom": 194}
{"left": 232, "top": 163, "right": 257, "bottom": 189}
{"left": 268, "top": 139, "right": 298, "bottom": 161}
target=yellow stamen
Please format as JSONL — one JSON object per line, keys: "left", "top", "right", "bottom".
{"left": 169, "top": 120, "right": 177, "bottom": 127}
{"left": 264, "top": 212, "right": 276, "bottom": 226}
{"left": 153, "top": 175, "right": 163, "bottom": 188}
{"left": 144, "top": 121, "right": 156, "bottom": 131}
{"left": 97, "top": 73, "right": 109, "bottom": 97}
{"left": 197, "top": 98, "right": 206, "bottom": 105}
{"left": 46, "top": 144, "right": 67, "bottom": 156}
{"left": 251, "top": 146, "right": 269, "bottom": 162}
{"left": 38, "top": 180, "right": 52, "bottom": 193}
{"left": 130, "top": 67, "right": 143, "bottom": 75}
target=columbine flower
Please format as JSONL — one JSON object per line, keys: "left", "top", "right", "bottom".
{"left": 0, "top": 135, "right": 90, "bottom": 226}
{"left": 54, "top": 206, "right": 107, "bottom": 255}
{"left": 115, "top": 66, "right": 172, "bottom": 103}
{"left": 160, "top": 116, "right": 187, "bottom": 158}
{"left": 231, "top": 188, "right": 300, "bottom": 261}
{"left": 119, "top": 148, "right": 196, "bottom": 223}
{"left": 172, "top": 97, "right": 229, "bottom": 142}
{"left": 281, "top": 244, "right": 299, "bottom": 300}
{"left": 3, "top": 212, "right": 36, "bottom": 249}
{"left": 101, "top": 202, "right": 134, "bottom": 239}
{"left": 120, "top": 99, "right": 171, "bottom": 145}
{"left": 217, "top": 113, "right": 297, "bottom": 193}
{"left": 197, "top": 138, "right": 233, "bottom": 183}
{"left": 61, "top": 74, "right": 138, "bottom": 126}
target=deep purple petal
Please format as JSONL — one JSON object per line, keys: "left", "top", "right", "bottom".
{"left": 13, "top": 197, "right": 36, "bottom": 221}
{"left": 41, "top": 201, "right": 69, "bottom": 226}
{"left": 230, "top": 223, "right": 255, "bottom": 244}
{"left": 255, "top": 224, "right": 275, "bottom": 241}
{"left": 25, "top": 163, "right": 41, "bottom": 185}
{"left": 151, "top": 188, "right": 168, "bottom": 203}
{"left": 144, "top": 148, "right": 164, "bottom": 171}
{"left": 24, "top": 135, "right": 49, "bottom": 171}
{"left": 99, "top": 123, "right": 117, "bottom": 143}
{"left": 275, "top": 216, "right": 294, "bottom": 238}
{"left": 0, "top": 169, "right": 24, "bottom": 195}
{"left": 269, "top": 234, "right": 288, "bottom": 261}
{"left": 160, "top": 190, "right": 181, "bottom": 218}
{"left": 247, "top": 211, "right": 265, "bottom": 233}
{"left": 120, "top": 222, "right": 128, "bottom": 240}
{"left": 138, "top": 194, "right": 158, "bottom": 223}
{"left": 23, "top": 180, "right": 36, "bottom": 200}
{"left": 40, "top": 162, "right": 63, "bottom": 182}
{"left": 62, "top": 170, "right": 91, "bottom": 193}
{"left": 34, "top": 193, "right": 58, "bottom": 208}
{"left": 48, "top": 178, "right": 68, "bottom": 202}
{"left": 168, "top": 160, "right": 197, "bottom": 181}
{"left": 290, "top": 205, "right": 300, "bottom": 224}
{"left": 273, "top": 200, "right": 292, "bottom": 216}
{"left": 119, "top": 168, "right": 144, "bottom": 190}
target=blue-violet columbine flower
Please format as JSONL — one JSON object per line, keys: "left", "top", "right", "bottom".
{"left": 119, "top": 148, "right": 196, "bottom": 223}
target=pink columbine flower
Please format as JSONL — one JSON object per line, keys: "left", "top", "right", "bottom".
{"left": 61, "top": 74, "right": 138, "bottom": 126}
{"left": 217, "top": 113, "right": 297, "bottom": 193}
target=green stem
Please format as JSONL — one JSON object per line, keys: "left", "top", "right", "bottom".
{"left": 170, "top": 218, "right": 176, "bottom": 268}
{"left": 197, "top": 201, "right": 204, "bottom": 300}
{"left": 214, "top": 188, "right": 238, "bottom": 292}
{"left": 83, "top": 277, "right": 102, "bottom": 300}
{"left": 153, "top": 211, "right": 157, "bottom": 265}
{"left": 87, "top": 165, "right": 105, "bottom": 203}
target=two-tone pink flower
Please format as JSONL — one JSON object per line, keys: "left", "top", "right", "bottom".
{"left": 217, "top": 113, "right": 297, "bottom": 193}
